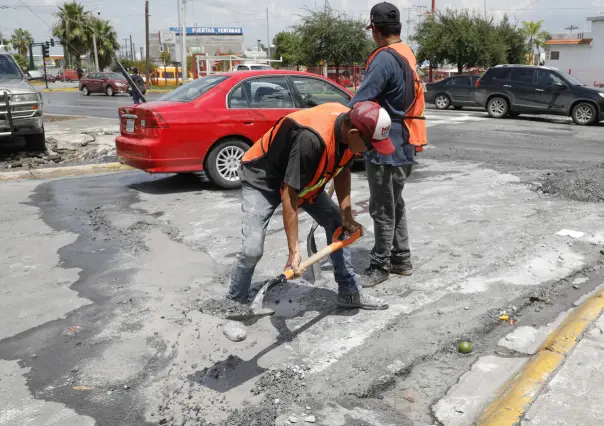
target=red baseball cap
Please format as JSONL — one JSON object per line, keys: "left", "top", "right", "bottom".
{"left": 349, "top": 101, "right": 395, "bottom": 155}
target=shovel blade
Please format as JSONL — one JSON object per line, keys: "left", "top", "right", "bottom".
{"left": 306, "top": 222, "right": 322, "bottom": 282}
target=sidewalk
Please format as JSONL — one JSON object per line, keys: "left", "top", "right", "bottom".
{"left": 433, "top": 282, "right": 604, "bottom": 426}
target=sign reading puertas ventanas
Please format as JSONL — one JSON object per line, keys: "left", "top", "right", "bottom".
{"left": 169, "top": 27, "right": 243, "bottom": 36}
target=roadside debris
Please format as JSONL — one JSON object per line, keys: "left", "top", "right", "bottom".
{"left": 63, "top": 325, "right": 81, "bottom": 336}
{"left": 223, "top": 320, "right": 247, "bottom": 342}
{"left": 458, "top": 341, "right": 473, "bottom": 354}
{"left": 304, "top": 414, "right": 316, "bottom": 423}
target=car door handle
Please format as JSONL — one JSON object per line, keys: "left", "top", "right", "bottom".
{"left": 243, "top": 121, "right": 254, "bottom": 125}
{"left": 503, "top": 84, "right": 512, "bottom": 88}
{"left": 535, "top": 88, "right": 544, "bottom": 92}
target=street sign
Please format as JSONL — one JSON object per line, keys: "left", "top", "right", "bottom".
{"left": 159, "top": 30, "right": 176, "bottom": 44}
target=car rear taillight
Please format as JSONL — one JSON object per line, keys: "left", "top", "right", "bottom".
{"left": 476, "top": 79, "right": 481, "bottom": 89}
{"left": 141, "top": 109, "right": 169, "bottom": 128}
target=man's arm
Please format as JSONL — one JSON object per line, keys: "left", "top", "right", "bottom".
{"left": 334, "top": 167, "right": 363, "bottom": 235}
{"left": 281, "top": 184, "right": 300, "bottom": 273}
{"left": 348, "top": 55, "right": 388, "bottom": 107}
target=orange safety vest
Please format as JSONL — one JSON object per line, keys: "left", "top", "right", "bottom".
{"left": 366, "top": 41, "right": 427, "bottom": 151}
{"left": 242, "top": 103, "right": 354, "bottom": 206}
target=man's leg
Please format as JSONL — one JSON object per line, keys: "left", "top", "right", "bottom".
{"left": 227, "top": 183, "right": 280, "bottom": 301}
{"left": 301, "top": 190, "right": 388, "bottom": 310}
{"left": 361, "top": 160, "right": 396, "bottom": 288}
{"left": 390, "top": 164, "right": 413, "bottom": 275}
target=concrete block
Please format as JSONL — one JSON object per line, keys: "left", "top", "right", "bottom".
{"left": 433, "top": 355, "right": 526, "bottom": 426}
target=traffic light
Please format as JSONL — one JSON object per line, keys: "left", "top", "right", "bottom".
{"left": 50, "top": 39, "right": 55, "bottom": 47}
{"left": 41, "top": 42, "right": 49, "bottom": 58}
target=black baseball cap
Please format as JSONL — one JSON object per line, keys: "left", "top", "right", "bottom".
{"left": 367, "top": 2, "right": 401, "bottom": 30}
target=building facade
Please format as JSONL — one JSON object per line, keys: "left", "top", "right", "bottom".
{"left": 544, "top": 16, "right": 604, "bottom": 87}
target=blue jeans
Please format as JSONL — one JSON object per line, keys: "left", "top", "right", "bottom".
{"left": 132, "top": 93, "right": 141, "bottom": 104}
{"left": 228, "top": 183, "right": 359, "bottom": 301}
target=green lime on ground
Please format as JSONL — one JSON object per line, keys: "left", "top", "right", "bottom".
{"left": 458, "top": 341, "right": 473, "bottom": 354}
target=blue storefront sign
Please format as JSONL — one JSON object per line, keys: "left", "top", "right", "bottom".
{"left": 169, "top": 27, "right": 243, "bottom": 36}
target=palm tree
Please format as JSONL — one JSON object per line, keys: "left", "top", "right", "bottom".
{"left": 52, "top": 1, "right": 90, "bottom": 67}
{"left": 89, "top": 18, "right": 120, "bottom": 70}
{"left": 11, "top": 28, "right": 34, "bottom": 58}
{"left": 521, "top": 20, "right": 551, "bottom": 65}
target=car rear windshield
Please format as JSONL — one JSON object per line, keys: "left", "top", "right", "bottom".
{"left": 251, "top": 65, "right": 272, "bottom": 70}
{"left": 0, "top": 55, "right": 23, "bottom": 79}
{"left": 158, "top": 75, "right": 230, "bottom": 102}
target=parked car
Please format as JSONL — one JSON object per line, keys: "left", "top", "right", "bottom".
{"left": 42, "top": 73, "right": 57, "bottom": 83}
{"left": 425, "top": 74, "right": 481, "bottom": 110}
{"left": 79, "top": 72, "right": 129, "bottom": 96}
{"left": 0, "top": 49, "right": 46, "bottom": 150}
{"left": 116, "top": 70, "right": 353, "bottom": 189}
{"left": 476, "top": 65, "right": 604, "bottom": 125}
{"left": 231, "top": 63, "right": 273, "bottom": 71}
{"left": 56, "top": 69, "right": 79, "bottom": 82}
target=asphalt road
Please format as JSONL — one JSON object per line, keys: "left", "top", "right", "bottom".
{"left": 42, "top": 91, "right": 165, "bottom": 118}
{"left": 1, "top": 113, "right": 604, "bottom": 426}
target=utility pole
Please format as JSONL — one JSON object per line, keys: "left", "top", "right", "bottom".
{"left": 565, "top": 25, "right": 579, "bottom": 33}
{"left": 145, "top": 0, "right": 150, "bottom": 86}
{"left": 266, "top": 6, "right": 271, "bottom": 60}
{"left": 123, "top": 38, "right": 129, "bottom": 59}
{"left": 484, "top": 0, "right": 487, "bottom": 19}
{"left": 92, "top": 33, "right": 99, "bottom": 71}
{"left": 181, "top": 0, "right": 188, "bottom": 85}
{"left": 429, "top": 0, "right": 435, "bottom": 82}
{"left": 130, "top": 34, "right": 134, "bottom": 60}
{"left": 406, "top": 8, "right": 413, "bottom": 45}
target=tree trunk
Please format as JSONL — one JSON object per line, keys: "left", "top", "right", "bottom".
{"left": 458, "top": 63, "right": 463, "bottom": 75}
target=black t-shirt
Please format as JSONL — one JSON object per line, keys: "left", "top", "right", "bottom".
{"left": 240, "top": 114, "right": 350, "bottom": 193}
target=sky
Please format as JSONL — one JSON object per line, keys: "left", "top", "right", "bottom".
{"left": 1, "top": 0, "right": 604, "bottom": 56}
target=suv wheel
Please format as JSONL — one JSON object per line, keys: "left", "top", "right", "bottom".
{"left": 206, "top": 139, "right": 248, "bottom": 189}
{"left": 24, "top": 131, "right": 46, "bottom": 152}
{"left": 571, "top": 103, "right": 597, "bottom": 126}
{"left": 82, "top": 86, "right": 90, "bottom": 96}
{"left": 487, "top": 97, "right": 509, "bottom": 118}
{"left": 434, "top": 94, "right": 451, "bottom": 110}
{"left": 106, "top": 86, "right": 115, "bottom": 96}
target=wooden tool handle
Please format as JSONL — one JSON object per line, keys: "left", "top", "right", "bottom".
{"left": 285, "top": 226, "right": 361, "bottom": 279}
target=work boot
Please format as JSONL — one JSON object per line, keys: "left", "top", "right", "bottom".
{"left": 337, "top": 291, "right": 389, "bottom": 310}
{"left": 359, "top": 266, "right": 389, "bottom": 288}
{"left": 391, "top": 259, "right": 413, "bottom": 276}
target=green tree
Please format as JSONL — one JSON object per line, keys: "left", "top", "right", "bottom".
{"left": 12, "top": 53, "right": 28, "bottom": 70}
{"left": 295, "top": 7, "right": 373, "bottom": 67}
{"left": 272, "top": 31, "right": 301, "bottom": 67}
{"left": 11, "top": 28, "right": 34, "bottom": 58}
{"left": 413, "top": 9, "right": 506, "bottom": 74}
{"left": 52, "top": 1, "right": 90, "bottom": 67}
{"left": 497, "top": 15, "right": 527, "bottom": 64}
{"left": 159, "top": 49, "right": 172, "bottom": 65}
{"left": 89, "top": 18, "right": 120, "bottom": 70}
{"left": 521, "top": 20, "right": 551, "bottom": 65}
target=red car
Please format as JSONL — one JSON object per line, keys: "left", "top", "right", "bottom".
{"left": 116, "top": 70, "right": 354, "bottom": 189}
{"left": 79, "top": 72, "right": 129, "bottom": 96}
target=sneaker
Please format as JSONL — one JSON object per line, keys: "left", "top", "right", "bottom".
{"left": 391, "top": 260, "right": 412, "bottom": 276}
{"left": 337, "top": 291, "right": 389, "bottom": 310}
{"left": 359, "top": 267, "right": 389, "bottom": 288}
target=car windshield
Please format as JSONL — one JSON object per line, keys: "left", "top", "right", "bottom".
{"left": 0, "top": 55, "right": 23, "bottom": 79}
{"left": 105, "top": 73, "right": 125, "bottom": 80}
{"left": 556, "top": 70, "right": 585, "bottom": 86}
{"left": 158, "top": 75, "right": 229, "bottom": 102}
{"left": 251, "top": 65, "right": 272, "bottom": 70}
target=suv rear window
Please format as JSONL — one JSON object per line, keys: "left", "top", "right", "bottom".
{"left": 158, "top": 75, "right": 230, "bottom": 102}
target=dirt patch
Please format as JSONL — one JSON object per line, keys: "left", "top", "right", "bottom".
{"left": 540, "top": 165, "right": 604, "bottom": 203}
{"left": 44, "top": 115, "right": 83, "bottom": 123}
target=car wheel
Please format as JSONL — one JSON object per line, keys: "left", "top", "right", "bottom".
{"left": 82, "top": 86, "right": 90, "bottom": 96}
{"left": 487, "top": 97, "right": 509, "bottom": 119}
{"left": 24, "top": 130, "right": 46, "bottom": 152}
{"left": 206, "top": 139, "right": 248, "bottom": 189}
{"left": 106, "top": 86, "right": 115, "bottom": 96}
{"left": 572, "top": 103, "right": 597, "bottom": 126}
{"left": 434, "top": 94, "right": 451, "bottom": 110}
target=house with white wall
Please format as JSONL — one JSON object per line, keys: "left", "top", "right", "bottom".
{"left": 544, "top": 16, "right": 604, "bottom": 87}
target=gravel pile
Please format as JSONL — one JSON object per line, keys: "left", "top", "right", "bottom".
{"left": 540, "top": 165, "right": 604, "bottom": 203}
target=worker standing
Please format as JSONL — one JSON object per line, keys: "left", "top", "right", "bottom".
{"left": 350, "top": 2, "right": 427, "bottom": 288}
{"left": 225, "top": 101, "right": 396, "bottom": 329}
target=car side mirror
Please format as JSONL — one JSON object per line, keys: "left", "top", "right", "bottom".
{"left": 555, "top": 82, "right": 568, "bottom": 89}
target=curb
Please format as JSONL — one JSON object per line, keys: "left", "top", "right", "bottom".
{"left": 40, "top": 87, "right": 80, "bottom": 92}
{"left": 0, "top": 163, "right": 132, "bottom": 182}
{"left": 477, "top": 288, "right": 604, "bottom": 425}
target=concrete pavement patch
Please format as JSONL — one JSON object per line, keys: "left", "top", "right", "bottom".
{"left": 40, "top": 87, "right": 80, "bottom": 92}
{"left": 477, "top": 287, "right": 604, "bottom": 426}
{"left": 0, "top": 163, "right": 133, "bottom": 182}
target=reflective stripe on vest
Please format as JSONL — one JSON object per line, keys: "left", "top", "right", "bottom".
{"left": 242, "top": 102, "right": 354, "bottom": 206}
{"left": 366, "top": 42, "right": 428, "bottom": 147}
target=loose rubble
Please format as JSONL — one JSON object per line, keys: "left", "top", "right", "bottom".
{"left": 540, "top": 165, "right": 604, "bottom": 203}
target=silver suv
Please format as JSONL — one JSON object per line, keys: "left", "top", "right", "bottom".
{"left": 0, "top": 48, "right": 45, "bottom": 150}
